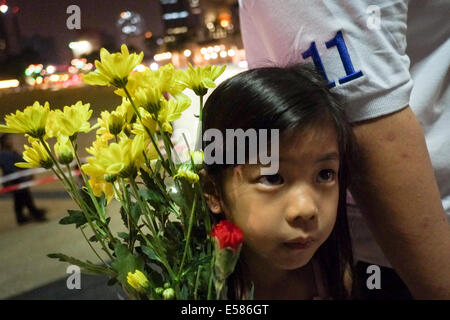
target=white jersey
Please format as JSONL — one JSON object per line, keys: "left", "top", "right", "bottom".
{"left": 239, "top": 0, "right": 450, "bottom": 267}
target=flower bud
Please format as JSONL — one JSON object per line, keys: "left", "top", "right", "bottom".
{"left": 54, "top": 135, "right": 74, "bottom": 165}
{"left": 108, "top": 111, "right": 125, "bottom": 135}
{"left": 211, "top": 220, "right": 243, "bottom": 280}
{"left": 155, "top": 287, "right": 164, "bottom": 296}
{"left": 104, "top": 173, "right": 117, "bottom": 183}
{"left": 162, "top": 288, "right": 175, "bottom": 300}
{"left": 189, "top": 150, "right": 203, "bottom": 170}
{"left": 174, "top": 164, "right": 199, "bottom": 184}
{"left": 127, "top": 270, "right": 150, "bottom": 293}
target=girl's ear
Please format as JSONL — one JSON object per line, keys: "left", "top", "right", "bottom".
{"left": 199, "top": 169, "right": 224, "bottom": 214}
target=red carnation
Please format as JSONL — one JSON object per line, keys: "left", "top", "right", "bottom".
{"left": 211, "top": 220, "right": 243, "bottom": 251}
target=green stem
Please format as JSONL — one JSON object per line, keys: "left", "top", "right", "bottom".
{"left": 119, "top": 178, "right": 133, "bottom": 250}
{"left": 39, "top": 138, "right": 72, "bottom": 188}
{"left": 127, "top": 177, "right": 178, "bottom": 289}
{"left": 42, "top": 141, "right": 113, "bottom": 261}
{"left": 157, "top": 120, "right": 176, "bottom": 175}
{"left": 194, "top": 265, "right": 202, "bottom": 300}
{"left": 207, "top": 255, "right": 215, "bottom": 300}
{"left": 80, "top": 226, "right": 108, "bottom": 266}
{"left": 128, "top": 178, "right": 158, "bottom": 236}
{"left": 122, "top": 86, "right": 170, "bottom": 173}
{"left": 177, "top": 194, "right": 197, "bottom": 278}
{"left": 71, "top": 140, "right": 106, "bottom": 223}
{"left": 195, "top": 95, "right": 204, "bottom": 151}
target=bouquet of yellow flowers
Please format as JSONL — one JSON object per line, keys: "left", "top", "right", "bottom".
{"left": 0, "top": 45, "right": 244, "bottom": 300}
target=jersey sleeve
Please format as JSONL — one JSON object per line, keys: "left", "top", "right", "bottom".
{"left": 238, "top": 0, "right": 414, "bottom": 123}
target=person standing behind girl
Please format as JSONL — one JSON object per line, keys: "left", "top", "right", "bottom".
{"left": 0, "top": 134, "right": 46, "bottom": 225}
{"left": 200, "top": 65, "right": 359, "bottom": 299}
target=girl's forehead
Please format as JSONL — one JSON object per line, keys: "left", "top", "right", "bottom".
{"left": 280, "top": 125, "right": 339, "bottom": 159}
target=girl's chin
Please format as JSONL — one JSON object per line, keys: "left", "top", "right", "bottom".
{"left": 274, "top": 253, "right": 315, "bottom": 270}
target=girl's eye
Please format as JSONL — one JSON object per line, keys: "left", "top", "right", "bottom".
{"left": 258, "top": 174, "right": 284, "bottom": 186}
{"left": 317, "top": 169, "right": 336, "bottom": 183}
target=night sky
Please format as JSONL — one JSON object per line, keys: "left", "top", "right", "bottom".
{"left": 6, "top": 0, "right": 165, "bottom": 62}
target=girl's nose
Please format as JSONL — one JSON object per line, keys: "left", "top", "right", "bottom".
{"left": 285, "top": 190, "right": 318, "bottom": 224}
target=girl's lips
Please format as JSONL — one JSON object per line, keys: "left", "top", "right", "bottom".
{"left": 283, "top": 238, "right": 314, "bottom": 250}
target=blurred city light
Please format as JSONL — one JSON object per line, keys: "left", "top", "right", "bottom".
{"left": 154, "top": 52, "right": 172, "bottom": 61}
{"left": 0, "top": 79, "right": 19, "bottom": 89}
{"left": 34, "top": 64, "right": 43, "bottom": 74}
{"left": 120, "top": 11, "right": 131, "bottom": 19}
{"left": 183, "top": 49, "right": 192, "bottom": 57}
{"left": 150, "top": 62, "right": 159, "bottom": 71}
{"left": 135, "top": 64, "right": 146, "bottom": 72}
{"left": 68, "top": 41, "right": 93, "bottom": 57}
{"left": 46, "top": 65, "right": 56, "bottom": 74}
{"left": 163, "top": 11, "right": 189, "bottom": 20}
{"left": 0, "top": 4, "right": 8, "bottom": 14}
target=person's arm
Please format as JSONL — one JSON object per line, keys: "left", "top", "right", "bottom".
{"left": 350, "top": 106, "right": 450, "bottom": 299}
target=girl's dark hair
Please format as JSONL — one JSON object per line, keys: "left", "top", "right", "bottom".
{"left": 202, "top": 64, "right": 360, "bottom": 300}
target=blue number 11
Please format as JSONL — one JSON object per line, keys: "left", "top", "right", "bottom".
{"left": 302, "top": 31, "right": 363, "bottom": 87}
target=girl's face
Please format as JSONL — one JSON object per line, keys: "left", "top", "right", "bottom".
{"left": 217, "top": 124, "right": 340, "bottom": 272}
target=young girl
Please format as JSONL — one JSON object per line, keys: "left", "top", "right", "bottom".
{"left": 201, "top": 65, "right": 359, "bottom": 300}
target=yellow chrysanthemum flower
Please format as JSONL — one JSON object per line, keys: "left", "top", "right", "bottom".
{"left": 116, "top": 98, "right": 136, "bottom": 124}
{"left": 114, "top": 63, "right": 186, "bottom": 99}
{"left": 89, "top": 176, "right": 115, "bottom": 204}
{"left": 96, "top": 110, "right": 125, "bottom": 136}
{"left": 15, "top": 140, "right": 53, "bottom": 169}
{"left": 82, "top": 135, "right": 145, "bottom": 180}
{"left": 54, "top": 135, "right": 74, "bottom": 165}
{"left": 0, "top": 101, "right": 50, "bottom": 139}
{"left": 47, "top": 101, "right": 93, "bottom": 138}
{"left": 135, "top": 108, "right": 157, "bottom": 134}
{"left": 156, "top": 63, "right": 187, "bottom": 96}
{"left": 127, "top": 270, "right": 150, "bottom": 293}
{"left": 174, "top": 164, "right": 199, "bottom": 183}
{"left": 82, "top": 44, "right": 144, "bottom": 88}
{"left": 86, "top": 134, "right": 111, "bottom": 157}
{"left": 178, "top": 63, "right": 226, "bottom": 96}
{"left": 157, "top": 97, "right": 191, "bottom": 133}
{"left": 134, "top": 87, "right": 164, "bottom": 115}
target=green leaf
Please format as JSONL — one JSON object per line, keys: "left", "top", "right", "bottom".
{"left": 59, "top": 210, "right": 87, "bottom": 228}
{"left": 130, "top": 201, "right": 142, "bottom": 222}
{"left": 141, "top": 245, "right": 162, "bottom": 264}
{"left": 111, "top": 244, "right": 145, "bottom": 286}
{"left": 119, "top": 206, "right": 128, "bottom": 226}
{"left": 47, "top": 253, "right": 116, "bottom": 276}
{"left": 79, "top": 187, "right": 98, "bottom": 209}
{"left": 117, "top": 232, "right": 129, "bottom": 240}
{"left": 140, "top": 169, "right": 157, "bottom": 190}
{"left": 138, "top": 189, "right": 166, "bottom": 209}
{"left": 180, "top": 284, "right": 189, "bottom": 299}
